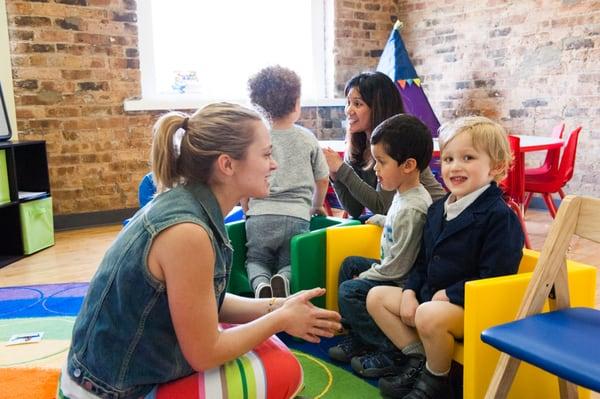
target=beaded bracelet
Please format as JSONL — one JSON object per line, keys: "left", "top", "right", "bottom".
{"left": 267, "top": 297, "right": 277, "bottom": 313}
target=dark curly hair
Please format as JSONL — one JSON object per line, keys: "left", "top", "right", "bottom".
{"left": 248, "top": 65, "right": 301, "bottom": 119}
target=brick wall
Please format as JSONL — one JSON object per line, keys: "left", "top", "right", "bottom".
{"left": 6, "top": 0, "right": 394, "bottom": 216}
{"left": 7, "top": 0, "right": 154, "bottom": 215}
{"left": 333, "top": 0, "right": 399, "bottom": 93}
{"left": 5, "top": 0, "right": 599, "bottom": 216}
{"left": 395, "top": 0, "right": 600, "bottom": 197}
{"left": 299, "top": 0, "right": 399, "bottom": 146}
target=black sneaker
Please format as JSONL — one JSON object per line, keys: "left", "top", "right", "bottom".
{"left": 270, "top": 274, "right": 290, "bottom": 297}
{"left": 328, "top": 335, "right": 368, "bottom": 363}
{"left": 351, "top": 349, "right": 404, "bottom": 378}
{"left": 403, "top": 368, "right": 450, "bottom": 399}
{"left": 378, "top": 354, "right": 426, "bottom": 398}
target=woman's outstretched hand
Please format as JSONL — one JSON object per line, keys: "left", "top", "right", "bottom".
{"left": 280, "top": 288, "right": 341, "bottom": 343}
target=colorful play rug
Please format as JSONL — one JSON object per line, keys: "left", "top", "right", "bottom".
{"left": 0, "top": 283, "right": 379, "bottom": 399}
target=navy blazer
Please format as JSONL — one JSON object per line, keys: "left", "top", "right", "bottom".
{"left": 404, "top": 183, "right": 524, "bottom": 307}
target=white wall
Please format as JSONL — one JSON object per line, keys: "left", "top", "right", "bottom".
{"left": 0, "top": 0, "right": 16, "bottom": 139}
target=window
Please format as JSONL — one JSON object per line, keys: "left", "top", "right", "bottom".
{"left": 127, "top": 0, "right": 339, "bottom": 111}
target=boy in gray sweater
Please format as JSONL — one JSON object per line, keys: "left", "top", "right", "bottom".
{"left": 328, "top": 114, "right": 433, "bottom": 379}
{"left": 243, "top": 66, "right": 329, "bottom": 298}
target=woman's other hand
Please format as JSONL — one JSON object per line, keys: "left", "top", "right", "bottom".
{"left": 323, "top": 147, "right": 344, "bottom": 175}
{"left": 280, "top": 288, "right": 341, "bottom": 343}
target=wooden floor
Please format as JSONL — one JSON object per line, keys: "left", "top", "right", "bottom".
{"left": 1, "top": 208, "right": 599, "bottom": 306}
{"left": 0, "top": 224, "right": 121, "bottom": 287}
{"left": 0, "top": 208, "right": 599, "bottom": 397}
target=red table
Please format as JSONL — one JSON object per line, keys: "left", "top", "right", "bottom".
{"left": 515, "top": 134, "right": 563, "bottom": 153}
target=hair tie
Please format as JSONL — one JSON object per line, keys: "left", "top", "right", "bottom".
{"left": 173, "top": 117, "right": 189, "bottom": 158}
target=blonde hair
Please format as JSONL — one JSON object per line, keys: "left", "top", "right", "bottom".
{"left": 151, "top": 102, "right": 265, "bottom": 193}
{"left": 438, "top": 116, "right": 512, "bottom": 181}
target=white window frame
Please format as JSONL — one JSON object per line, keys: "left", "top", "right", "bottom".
{"left": 125, "top": 0, "right": 343, "bottom": 111}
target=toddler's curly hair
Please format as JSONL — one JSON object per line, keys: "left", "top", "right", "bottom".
{"left": 248, "top": 65, "right": 301, "bottom": 119}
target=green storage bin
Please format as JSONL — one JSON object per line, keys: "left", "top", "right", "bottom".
{"left": 0, "top": 150, "right": 9, "bottom": 205}
{"left": 19, "top": 196, "right": 54, "bottom": 254}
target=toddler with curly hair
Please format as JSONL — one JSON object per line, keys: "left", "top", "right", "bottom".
{"left": 243, "top": 65, "right": 329, "bottom": 298}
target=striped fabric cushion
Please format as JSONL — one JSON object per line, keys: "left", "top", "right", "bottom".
{"left": 148, "top": 333, "right": 303, "bottom": 399}
{"left": 59, "top": 330, "right": 302, "bottom": 399}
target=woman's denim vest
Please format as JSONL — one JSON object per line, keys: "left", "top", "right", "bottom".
{"left": 66, "top": 183, "right": 232, "bottom": 399}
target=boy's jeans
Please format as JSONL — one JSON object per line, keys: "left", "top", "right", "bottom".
{"left": 338, "top": 256, "right": 397, "bottom": 351}
{"left": 245, "top": 214, "right": 309, "bottom": 290}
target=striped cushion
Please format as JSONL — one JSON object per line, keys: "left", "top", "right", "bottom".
{"left": 59, "top": 330, "right": 302, "bottom": 399}
{"left": 149, "top": 332, "right": 303, "bottom": 399}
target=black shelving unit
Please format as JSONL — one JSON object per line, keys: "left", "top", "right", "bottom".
{"left": 0, "top": 140, "right": 52, "bottom": 268}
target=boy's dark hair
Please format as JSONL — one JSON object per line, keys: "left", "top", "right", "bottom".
{"left": 248, "top": 65, "right": 301, "bottom": 119}
{"left": 370, "top": 114, "right": 433, "bottom": 172}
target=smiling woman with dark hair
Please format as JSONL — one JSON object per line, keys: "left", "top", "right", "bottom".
{"left": 323, "top": 71, "right": 445, "bottom": 219}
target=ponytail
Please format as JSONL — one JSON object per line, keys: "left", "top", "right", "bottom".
{"left": 151, "top": 112, "right": 188, "bottom": 193}
{"left": 151, "top": 103, "right": 264, "bottom": 193}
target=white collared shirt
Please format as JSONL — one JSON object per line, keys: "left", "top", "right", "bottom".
{"left": 444, "top": 184, "right": 491, "bottom": 221}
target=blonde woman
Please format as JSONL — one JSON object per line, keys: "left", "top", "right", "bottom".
{"left": 59, "top": 103, "right": 341, "bottom": 399}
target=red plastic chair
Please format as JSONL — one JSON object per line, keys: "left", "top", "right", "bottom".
{"left": 523, "top": 126, "right": 582, "bottom": 218}
{"left": 524, "top": 122, "right": 565, "bottom": 177}
{"left": 500, "top": 135, "right": 531, "bottom": 249}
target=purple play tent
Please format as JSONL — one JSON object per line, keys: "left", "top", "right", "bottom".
{"left": 377, "top": 21, "right": 442, "bottom": 181}
{"left": 377, "top": 21, "right": 441, "bottom": 138}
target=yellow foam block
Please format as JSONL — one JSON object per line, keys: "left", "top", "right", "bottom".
{"left": 325, "top": 224, "right": 382, "bottom": 312}
{"left": 462, "top": 252, "right": 595, "bottom": 399}
{"left": 323, "top": 225, "right": 596, "bottom": 398}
